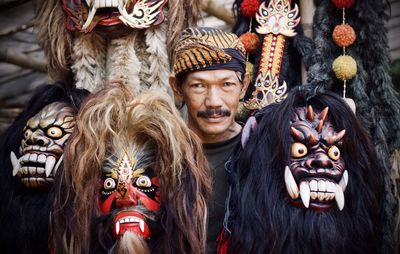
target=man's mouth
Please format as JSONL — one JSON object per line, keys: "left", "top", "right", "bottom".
{"left": 197, "top": 109, "right": 231, "bottom": 119}
{"left": 201, "top": 114, "right": 228, "bottom": 123}
{"left": 208, "top": 114, "right": 225, "bottom": 118}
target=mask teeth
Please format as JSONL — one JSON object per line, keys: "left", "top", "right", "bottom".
{"left": 10, "top": 151, "right": 22, "bottom": 176}
{"left": 116, "top": 221, "right": 120, "bottom": 235}
{"left": 287, "top": 175, "right": 347, "bottom": 211}
{"left": 284, "top": 166, "right": 299, "bottom": 199}
{"left": 299, "top": 181, "right": 310, "bottom": 208}
{"left": 93, "top": 0, "right": 121, "bottom": 8}
{"left": 45, "top": 156, "right": 56, "bottom": 177}
{"left": 81, "top": 4, "right": 97, "bottom": 30}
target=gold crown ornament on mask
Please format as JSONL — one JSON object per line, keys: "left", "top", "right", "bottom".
{"left": 243, "top": 0, "right": 300, "bottom": 111}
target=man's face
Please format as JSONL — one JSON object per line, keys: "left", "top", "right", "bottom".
{"left": 171, "top": 69, "right": 248, "bottom": 143}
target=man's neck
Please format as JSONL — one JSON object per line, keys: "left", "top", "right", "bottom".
{"left": 201, "top": 122, "right": 242, "bottom": 144}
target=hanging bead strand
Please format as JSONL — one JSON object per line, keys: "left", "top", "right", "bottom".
{"left": 331, "top": 0, "right": 357, "bottom": 112}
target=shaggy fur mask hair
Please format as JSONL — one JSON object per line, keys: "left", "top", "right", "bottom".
{"left": 32, "top": 0, "right": 201, "bottom": 94}
{"left": 0, "top": 84, "right": 88, "bottom": 254}
{"left": 221, "top": 88, "right": 383, "bottom": 254}
{"left": 50, "top": 82, "right": 211, "bottom": 254}
{"left": 306, "top": 1, "right": 400, "bottom": 250}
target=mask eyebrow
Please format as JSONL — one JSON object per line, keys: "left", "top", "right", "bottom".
{"left": 306, "top": 132, "right": 319, "bottom": 146}
{"left": 39, "top": 118, "right": 56, "bottom": 129}
{"left": 290, "top": 127, "right": 304, "bottom": 141}
{"left": 322, "top": 129, "right": 346, "bottom": 146}
{"left": 291, "top": 126, "right": 319, "bottom": 146}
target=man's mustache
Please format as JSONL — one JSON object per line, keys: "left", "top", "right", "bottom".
{"left": 197, "top": 108, "right": 231, "bottom": 118}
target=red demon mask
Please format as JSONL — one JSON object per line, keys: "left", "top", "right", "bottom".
{"left": 99, "top": 151, "right": 160, "bottom": 239}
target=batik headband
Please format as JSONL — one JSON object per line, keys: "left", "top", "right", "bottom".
{"left": 173, "top": 27, "right": 246, "bottom": 76}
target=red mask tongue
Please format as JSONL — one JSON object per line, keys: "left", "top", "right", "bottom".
{"left": 95, "top": 12, "right": 111, "bottom": 22}
{"left": 83, "top": 15, "right": 114, "bottom": 32}
{"left": 96, "top": 11, "right": 122, "bottom": 26}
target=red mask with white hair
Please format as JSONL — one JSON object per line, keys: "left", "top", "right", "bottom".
{"left": 99, "top": 148, "right": 160, "bottom": 239}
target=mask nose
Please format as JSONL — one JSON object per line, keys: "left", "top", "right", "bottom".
{"left": 115, "top": 183, "right": 138, "bottom": 208}
{"left": 306, "top": 153, "right": 334, "bottom": 169}
{"left": 26, "top": 131, "right": 49, "bottom": 146}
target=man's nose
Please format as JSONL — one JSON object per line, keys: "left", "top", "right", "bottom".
{"left": 205, "top": 87, "right": 223, "bottom": 108}
{"left": 115, "top": 183, "right": 138, "bottom": 208}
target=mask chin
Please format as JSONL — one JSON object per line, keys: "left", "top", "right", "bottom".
{"left": 111, "top": 230, "right": 151, "bottom": 254}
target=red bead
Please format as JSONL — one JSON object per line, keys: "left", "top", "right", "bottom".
{"left": 239, "top": 32, "right": 260, "bottom": 54}
{"left": 331, "top": 0, "right": 355, "bottom": 9}
{"left": 241, "top": 0, "right": 260, "bottom": 18}
{"left": 332, "top": 24, "right": 356, "bottom": 47}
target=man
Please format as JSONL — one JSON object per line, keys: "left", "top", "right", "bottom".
{"left": 169, "top": 27, "right": 249, "bottom": 253}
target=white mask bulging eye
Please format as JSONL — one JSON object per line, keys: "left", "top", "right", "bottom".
{"left": 136, "top": 176, "right": 151, "bottom": 188}
{"left": 47, "top": 126, "right": 63, "bottom": 139}
{"left": 291, "top": 142, "right": 308, "bottom": 158}
{"left": 328, "top": 145, "right": 340, "bottom": 161}
{"left": 104, "top": 178, "right": 117, "bottom": 190}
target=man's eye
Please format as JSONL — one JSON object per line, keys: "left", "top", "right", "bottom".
{"left": 223, "top": 82, "right": 236, "bottom": 87}
{"left": 191, "top": 83, "right": 205, "bottom": 88}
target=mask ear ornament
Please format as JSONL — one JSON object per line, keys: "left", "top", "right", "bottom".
{"left": 241, "top": 116, "right": 258, "bottom": 148}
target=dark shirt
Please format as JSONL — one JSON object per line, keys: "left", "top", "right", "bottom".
{"left": 204, "top": 134, "right": 241, "bottom": 254}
